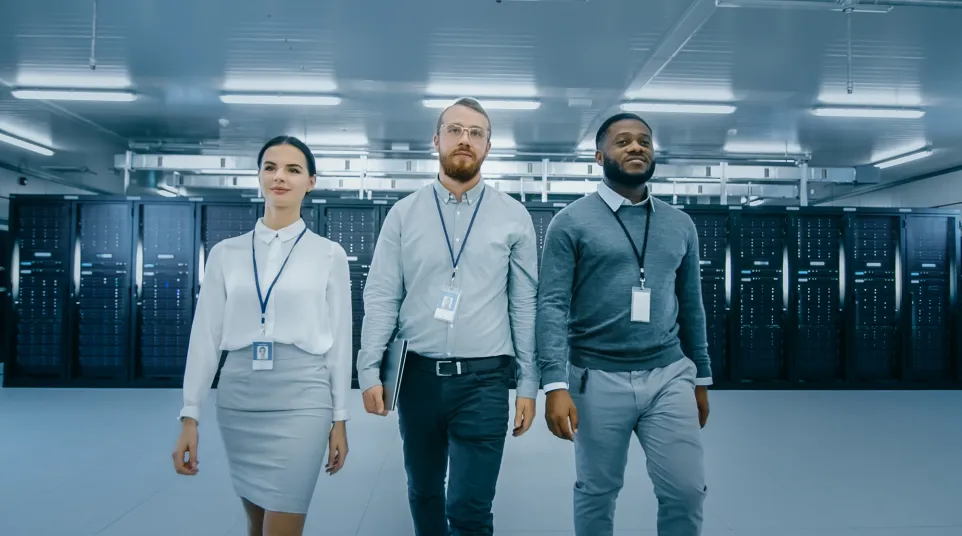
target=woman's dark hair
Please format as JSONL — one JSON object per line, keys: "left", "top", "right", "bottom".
{"left": 257, "top": 135, "right": 317, "bottom": 176}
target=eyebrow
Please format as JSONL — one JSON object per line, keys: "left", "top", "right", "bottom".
{"left": 263, "top": 160, "right": 304, "bottom": 169}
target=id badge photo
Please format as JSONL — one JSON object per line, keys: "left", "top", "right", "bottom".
{"left": 252, "top": 340, "right": 274, "bottom": 370}
{"left": 434, "top": 287, "right": 461, "bottom": 324}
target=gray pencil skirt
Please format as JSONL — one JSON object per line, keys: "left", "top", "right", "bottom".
{"left": 215, "top": 343, "right": 334, "bottom": 514}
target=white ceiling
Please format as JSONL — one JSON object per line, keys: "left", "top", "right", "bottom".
{"left": 1, "top": 0, "right": 962, "bottom": 192}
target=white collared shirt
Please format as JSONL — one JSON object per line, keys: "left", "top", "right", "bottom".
{"left": 179, "top": 218, "right": 354, "bottom": 422}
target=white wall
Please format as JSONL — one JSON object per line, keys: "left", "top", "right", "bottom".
{"left": 821, "top": 169, "right": 962, "bottom": 209}
{"left": 0, "top": 168, "right": 93, "bottom": 222}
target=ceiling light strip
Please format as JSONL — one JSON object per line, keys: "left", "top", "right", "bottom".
{"left": 11, "top": 89, "right": 137, "bottom": 102}
{"left": 812, "top": 107, "right": 925, "bottom": 119}
{"left": 621, "top": 102, "right": 736, "bottom": 114}
{"left": 421, "top": 99, "right": 541, "bottom": 110}
{"left": 220, "top": 93, "right": 342, "bottom": 106}
{"left": 0, "top": 132, "right": 54, "bottom": 156}
{"left": 874, "top": 149, "right": 933, "bottom": 169}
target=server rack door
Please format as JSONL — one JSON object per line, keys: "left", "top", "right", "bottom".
{"left": 790, "top": 214, "right": 844, "bottom": 382}
{"left": 0, "top": 230, "right": 9, "bottom": 370}
{"left": 903, "top": 215, "right": 953, "bottom": 381}
{"left": 527, "top": 208, "right": 556, "bottom": 268}
{"left": 137, "top": 202, "right": 196, "bottom": 380}
{"left": 845, "top": 214, "right": 901, "bottom": 381}
{"left": 199, "top": 203, "right": 259, "bottom": 282}
{"left": 74, "top": 201, "right": 134, "bottom": 380}
{"left": 689, "top": 211, "right": 730, "bottom": 383}
{"left": 9, "top": 201, "right": 72, "bottom": 381}
{"left": 321, "top": 204, "right": 381, "bottom": 388}
{"left": 732, "top": 213, "right": 788, "bottom": 382}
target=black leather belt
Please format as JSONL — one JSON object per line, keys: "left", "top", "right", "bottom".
{"left": 407, "top": 353, "right": 510, "bottom": 377}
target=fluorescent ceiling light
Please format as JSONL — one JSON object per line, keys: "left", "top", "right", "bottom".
{"left": 874, "top": 149, "right": 933, "bottom": 169}
{"left": 12, "top": 89, "right": 137, "bottom": 102}
{"left": 220, "top": 94, "right": 341, "bottom": 106}
{"left": 422, "top": 99, "right": 540, "bottom": 110}
{"left": 621, "top": 102, "right": 736, "bottom": 114}
{"left": 724, "top": 141, "right": 803, "bottom": 154}
{"left": 490, "top": 139, "right": 516, "bottom": 150}
{"left": 812, "top": 107, "right": 925, "bottom": 119}
{"left": 197, "top": 169, "right": 259, "bottom": 176}
{"left": 0, "top": 132, "right": 54, "bottom": 156}
{"left": 715, "top": 0, "right": 891, "bottom": 13}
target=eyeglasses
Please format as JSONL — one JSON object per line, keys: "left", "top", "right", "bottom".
{"left": 441, "top": 124, "right": 488, "bottom": 143}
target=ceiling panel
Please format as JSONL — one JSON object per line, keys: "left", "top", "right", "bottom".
{"left": 1, "top": 0, "right": 961, "bottom": 194}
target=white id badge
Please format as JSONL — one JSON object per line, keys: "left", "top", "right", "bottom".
{"left": 252, "top": 340, "right": 274, "bottom": 370}
{"left": 434, "top": 287, "right": 461, "bottom": 324}
{"left": 631, "top": 287, "right": 651, "bottom": 323}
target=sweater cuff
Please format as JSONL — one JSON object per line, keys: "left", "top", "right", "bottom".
{"left": 539, "top": 363, "right": 567, "bottom": 386}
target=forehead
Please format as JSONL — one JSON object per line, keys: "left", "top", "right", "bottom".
{"left": 263, "top": 143, "right": 306, "bottom": 166}
{"left": 607, "top": 119, "right": 652, "bottom": 139}
{"left": 441, "top": 104, "right": 489, "bottom": 129}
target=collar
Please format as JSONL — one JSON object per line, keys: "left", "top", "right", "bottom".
{"left": 433, "top": 176, "right": 485, "bottom": 205}
{"left": 597, "top": 180, "right": 655, "bottom": 213}
{"left": 254, "top": 217, "right": 307, "bottom": 244}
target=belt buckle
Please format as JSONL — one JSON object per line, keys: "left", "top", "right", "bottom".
{"left": 435, "top": 360, "right": 462, "bottom": 376}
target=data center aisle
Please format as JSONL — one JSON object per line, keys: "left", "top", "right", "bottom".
{"left": 0, "top": 388, "right": 960, "bottom": 536}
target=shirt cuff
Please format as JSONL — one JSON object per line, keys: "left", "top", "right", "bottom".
{"left": 516, "top": 380, "right": 539, "bottom": 400}
{"left": 357, "top": 368, "right": 381, "bottom": 392}
{"left": 543, "top": 382, "right": 568, "bottom": 393}
{"left": 179, "top": 405, "right": 201, "bottom": 423}
{"left": 333, "top": 409, "right": 349, "bottom": 422}
{"left": 694, "top": 377, "right": 713, "bottom": 386}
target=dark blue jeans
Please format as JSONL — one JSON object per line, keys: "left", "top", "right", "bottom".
{"left": 396, "top": 356, "right": 511, "bottom": 536}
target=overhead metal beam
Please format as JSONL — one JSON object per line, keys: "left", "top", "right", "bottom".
{"left": 166, "top": 174, "right": 801, "bottom": 201}
{"left": 573, "top": 0, "right": 719, "bottom": 151}
{"left": 117, "top": 153, "right": 856, "bottom": 184}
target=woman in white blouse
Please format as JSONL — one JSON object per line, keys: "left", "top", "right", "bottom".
{"left": 172, "top": 135, "right": 353, "bottom": 536}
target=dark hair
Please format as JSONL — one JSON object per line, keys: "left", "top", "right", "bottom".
{"left": 436, "top": 97, "right": 492, "bottom": 138}
{"left": 257, "top": 135, "right": 317, "bottom": 176}
{"left": 595, "top": 112, "right": 653, "bottom": 150}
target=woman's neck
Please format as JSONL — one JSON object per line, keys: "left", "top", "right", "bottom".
{"left": 262, "top": 205, "right": 301, "bottom": 230}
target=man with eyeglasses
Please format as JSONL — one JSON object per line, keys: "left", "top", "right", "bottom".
{"left": 356, "top": 97, "right": 540, "bottom": 536}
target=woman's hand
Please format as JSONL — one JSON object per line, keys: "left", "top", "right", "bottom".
{"left": 172, "top": 418, "right": 199, "bottom": 475}
{"left": 326, "top": 421, "right": 348, "bottom": 475}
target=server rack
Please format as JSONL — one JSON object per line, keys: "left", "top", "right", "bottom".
{"left": 902, "top": 214, "right": 955, "bottom": 384}
{"left": 314, "top": 198, "right": 384, "bottom": 389}
{"left": 730, "top": 209, "right": 789, "bottom": 384}
{"left": 786, "top": 209, "right": 845, "bottom": 384}
{"left": 134, "top": 199, "right": 198, "bottom": 385}
{"left": 682, "top": 206, "right": 732, "bottom": 385}
{"left": 4, "top": 194, "right": 961, "bottom": 390}
{"left": 0, "top": 230, "right": 11, "bottom": 371}
{"left": 6, "top": 199, "right": 74, "bottom": 385}
{"left": 843, "top": 210, "right": 903, "bottom": 383}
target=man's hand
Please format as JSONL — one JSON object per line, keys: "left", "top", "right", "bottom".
{"left": 362, "top": 385, "right": 389, "bottom": 416}
{"left": 544, "top": 389, "right": 578, "bottom": 441}
{"left": 513, "top": 397, "right": 536, "bottom": 437}
{"left": 695, "top": 385, "right": 709, "bottom": 428}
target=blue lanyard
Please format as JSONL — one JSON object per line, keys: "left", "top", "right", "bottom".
{"left": 433, "top": 184, "right": 486, "bottom": 280}
{"left": 252, "top": 227, "right": 308, "bottom": 329}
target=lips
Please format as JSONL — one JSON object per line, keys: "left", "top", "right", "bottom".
{"left": 626, "top": 156, "right": 648, "bottom": 164}
{"left": 270, "top": 187, "right": 290, "bottom": 193}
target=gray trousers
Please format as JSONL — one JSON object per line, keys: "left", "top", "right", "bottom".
{"left": 569, "top": 356, "right": 706, "bottom": 536}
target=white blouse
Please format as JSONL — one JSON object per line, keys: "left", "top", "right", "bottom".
{"left": 179, "top": 218, "right": 353, "bottom": 423}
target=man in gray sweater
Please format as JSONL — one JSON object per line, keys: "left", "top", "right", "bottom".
{"left": 537, "top": 112, "right": 712, "bottom": 536}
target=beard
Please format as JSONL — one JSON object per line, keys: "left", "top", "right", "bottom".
{"left": 439, "top": 149, "right": 483, "bottom": 182}
{"left": 602, "top": 154, "right": 656, "bottom": 188}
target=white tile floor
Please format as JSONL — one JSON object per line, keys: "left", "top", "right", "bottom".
{"left": 0, "top": 387, "right": 960, "bottom": 536}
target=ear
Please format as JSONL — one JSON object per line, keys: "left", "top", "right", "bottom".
{"left": 594, "top": 150, "right": 603, "bottom": 166}
{"left": 433, "top": 133, "right": 440, "bottom": 152}
{"left": 482, "top": 140, "right": 491, "bottom": 160}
